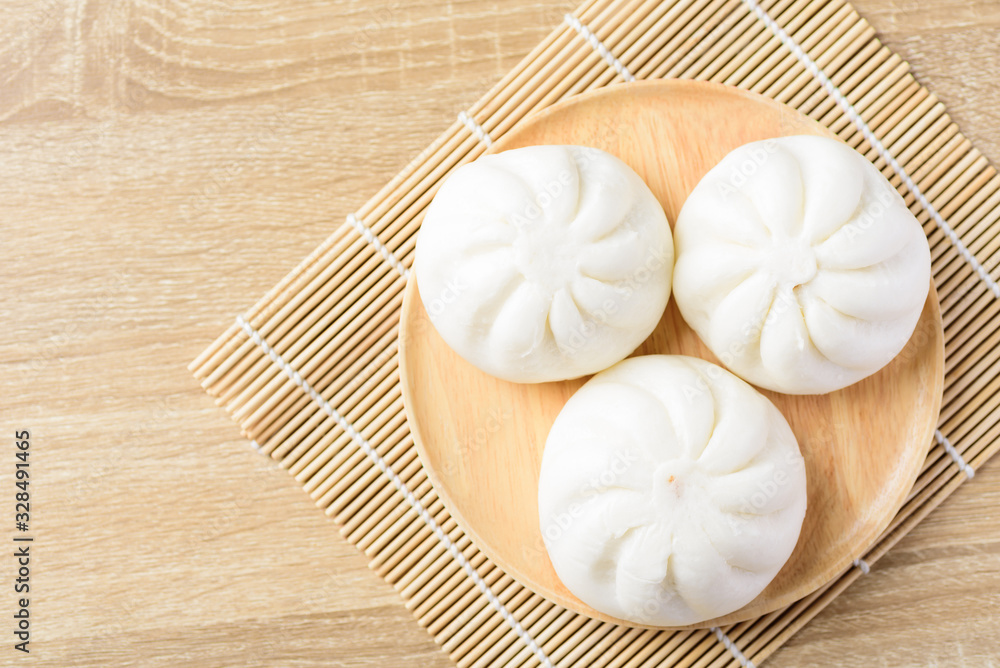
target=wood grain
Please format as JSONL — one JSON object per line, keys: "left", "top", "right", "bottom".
{"left": 399, "top": 79, "right": 944, "bottom": 629}
{"left": 1, "top": 0, "right": 998, "bottom": 666}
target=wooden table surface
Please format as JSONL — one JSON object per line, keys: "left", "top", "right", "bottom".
{"left": 2, "top": 1, "right": 998, "bottom": 666}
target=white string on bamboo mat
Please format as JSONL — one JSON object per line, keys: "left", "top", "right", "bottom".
{"left": 235, "top": 314, "right": 553, "bottom": 668}
{"left": 458, "top": 110, "right": 494, "bottom": 147}
{"left": 346, "top": 213, "right": 410, "bottom": 279}
{"left": 935, "top": 429, "right": 975, "bottom": 479}
{"left": 712, "top": 627, "right": 757, "bottom": 668}
{"left": 737, "top": 0, "right": 983, "bottom": 479}
{"left": 739, "top": 0, "right": 1000, "bottom": 301}
{"left": 564, "top": 14, "right": 636, "bottom": 82}
{"left": 853, "top": 558, "right": 871, "bottom": 575}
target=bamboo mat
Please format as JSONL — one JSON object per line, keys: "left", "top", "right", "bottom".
{"left": 190, "top": 0, "right": 1000, "bottom": 665}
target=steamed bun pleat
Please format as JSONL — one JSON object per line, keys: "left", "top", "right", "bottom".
{"left": 539, "top": 356, "right": 807, "bottom": 626}
{"left": 416, "top": 145, "right": 673, "bottom": 383}
{"left": 674, "top": 135, "right": 930, "bottom": 394}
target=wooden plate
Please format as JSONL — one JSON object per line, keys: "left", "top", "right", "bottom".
{"left": 398, "top": 80, "right": 944, "bottom": 629}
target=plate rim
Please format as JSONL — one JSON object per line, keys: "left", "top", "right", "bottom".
{"left": 399, "top": 79, "right": 945, "bottom": 630}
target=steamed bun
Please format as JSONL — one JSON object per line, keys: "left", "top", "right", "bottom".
{"left": 673, "top": 135, "right": 930, "bottom": 394}
{"left": 415, "top": 145, "right": 673, "bottom": 383}
{"left": 538, "top": 355, "right": 807, "bottom": 626}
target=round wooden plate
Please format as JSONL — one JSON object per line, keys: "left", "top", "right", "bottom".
{"left": 398, "top": 80, "right": 944, "bottom": 629}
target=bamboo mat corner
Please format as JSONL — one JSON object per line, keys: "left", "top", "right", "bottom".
{"left": 190, "top": 0, "right": 1000, "bottom": 665}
